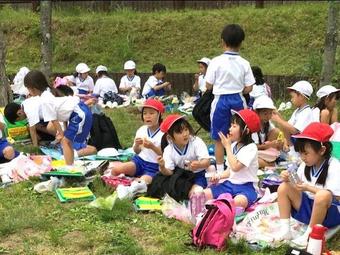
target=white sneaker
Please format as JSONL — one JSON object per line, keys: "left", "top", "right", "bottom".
{"left": 130, "top": 180, "right": 147, "bottom": 196}
{"left": 117, "top": 184, "right": 131, "bottom": 200}
{"left": 290, "top": 233, "right": 309, "bottom": 249}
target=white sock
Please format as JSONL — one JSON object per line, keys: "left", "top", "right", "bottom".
{"left": 73, "top": 150, "right": 78, "bottom": 159}
{"left": 216, "top": 164, "right": 224, "bottom": 173}
{"left": 276, "top": 218, "right": 291, "bottom": 241}
{"left": 291, "top": 226, "right": 312, "bottom": 248}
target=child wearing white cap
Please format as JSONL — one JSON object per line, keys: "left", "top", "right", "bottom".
{"left": 312, "top": 85, "right": 339, "bottom": 124}
{"left": 73, "top": 63, "right": 94, "bottom": 95}
{"left": 193, "top": 57, "right": 210, "bottom": 95}
{"left": 93, "top": 65, "right": 118, "bottom": 105}
{"left": 272, "top": 81, "right": 314, "bottom": 151}
{"left": 252, "top": 95, "right": 282, "bottom": 168}
{"left": 119, "top": 60, "right": 141, "bottom": 97}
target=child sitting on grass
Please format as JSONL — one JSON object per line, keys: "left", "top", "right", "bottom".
{"left": 277, "top": 122, "right": 340, "bottom": 248}
{"left": 113, "top": 99, "right": 165, "bottom": 199}
{"left": 203, "top": 109, "right": 260, "bottom": 209}
{"left": 142, "top": 63, "right": 172, "bottom": 98}
{"left": 157, "top": 115, "right": 211, "bottom": 197}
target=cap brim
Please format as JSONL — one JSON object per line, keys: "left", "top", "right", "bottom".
{"left": 291, "top": 134, "right": 320, "bottom": 142}
{"left": 160, "top": 115, "right": 185, "bottom": 132}
{"left": 287, "top": 87, "right": 310, "bottom": 99}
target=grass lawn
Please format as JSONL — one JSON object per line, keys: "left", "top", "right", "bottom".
{"left": 0, "top": 106, "right": 339, "bottom": 254}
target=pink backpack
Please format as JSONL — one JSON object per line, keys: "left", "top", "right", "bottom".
{"left": 191, "top": 193, "right": 235, "bottom": 251}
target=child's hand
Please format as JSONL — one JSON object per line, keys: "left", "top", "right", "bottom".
{"left": 56, "top": 130, "right": 64, "bottom": 142}
{"left": 271, "top": 111, "right": 281, "bottom": 122}
{"left": 157, "top": 156, "right": 165, "bottom": 168}
{"left": 190, "top": 160, "right": 201, "bottom": 171}
{"left": 134, "top": 138, "right": 143, "bottom": 146}
{"left": 210, "top": 172, "right": 220, "bottom": 184}
{"left": 143, "top": 138, "right": 154, "bottom": 149}
{"left": 296, "top": 182, "right": 308, "bottom": 191}
{"left": 218, "top": 131, "right": 231, "bottom": 148}
{"left": 194, "top": 73, "right": 200, "bottom": 80}
{"left": 280, "top": 170, "right": 290, "bottom": 182}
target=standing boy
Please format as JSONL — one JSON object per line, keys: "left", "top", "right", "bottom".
{"left": 205, "top": 24, "right": 255, "bottom": 174}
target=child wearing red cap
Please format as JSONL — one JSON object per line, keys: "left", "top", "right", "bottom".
{"left": 113, "top": 99, "right": 165, "bottom": 199}
{"left": 157, "top": 115, "right": 211, "bottom": 196}
{"left": 277, "top": 122, "right": 340, "bottom": 248}
{"left": 203, "top": 109, "right": 261, "bottom": 209}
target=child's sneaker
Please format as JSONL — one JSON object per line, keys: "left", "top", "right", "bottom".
{"left": 290, "top": 231, "right": 310, "bottom": 249}
{"left": 129, "top": 180, "right": 147, "bottom": 196}
{"left": 117, "top": 184, "right": 131, "bottom": 200}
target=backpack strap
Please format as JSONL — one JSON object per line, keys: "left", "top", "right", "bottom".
{"left": 211, "top": 194, "right": 235, "bottom": 217}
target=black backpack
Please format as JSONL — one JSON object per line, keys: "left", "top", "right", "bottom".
{"left": 147, "top": 167, "right": 195, "bottom": 202}
{"left": 88, "top": 113, "right": 122, "bottom": 151}
{"left": 103, "top": 91, "right": 124, "bottom": 105}
{"left": 192, "top": 90, "right": 214, "bottom": 132}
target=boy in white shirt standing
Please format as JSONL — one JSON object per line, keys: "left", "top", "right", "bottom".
{"left": 142, "top": 63, "right": 172, "bottom": 98}
{"left": 205, "top": 24, "right": 255, "bottom": 174}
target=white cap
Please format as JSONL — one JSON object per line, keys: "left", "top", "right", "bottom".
{"left": 124, "top": 60, "right": 136, "bottom": 70}
{"left": 197, "top": 57, "right": 211, "bottom": 66}
{"left": 287, "top": 80, "right": 313, "bottom": 98}
{"left": 96, "top": 65, "right": 108, "bottom": 74}
{"left": 316, "top": 85, "right": 340, "bottom": 99}
{"left": 253, "top": 95, "right": 276, "bottom": 110}
{"left": 76, "top": 63, "right": 90, "bottom": 74}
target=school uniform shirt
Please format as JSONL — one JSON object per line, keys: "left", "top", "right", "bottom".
{"left": 205, "top": 51, "right": 255, "bottom": 95}
{"left": 251, "top": 121, "right": 275, "bottom": 144}
{"left": 119, "top": 75, "right": 141, "bottom": 93}
{"left": 133, "top": 125, "right": 163, "bottom": 163}
{"left": 226, "top": 142, "right": 259, "bottom": 186}
{"left": 288, "top": 105, "right": 314, "bottom": 132}
{"left": 75, "top": 75, "right": 94, "bottom": 92}
{"left": 40, "top": 90, "right": 80, "bottom": 122}
{"left": 249, "top": 83, "right": 271, "bottom": 98}
{"left": 163, "top": 136, "right": 209, "bottom": 173}
{"left": 297, "top": 157, "right": 340, "bottom": 199}
{"left": 311, "top": 107, "right": 321, "bottom": 122}
{"left": 198, "top": 74, "right": 207, "bottom": 92}
{"left": 93, "top": 76, "right": 118, "bottom": 98}
{"left": 142, "top": 75, "right": 161, "bottom": 97}
{"left": 21, "top": 96, "right": 43, "bottom": 127}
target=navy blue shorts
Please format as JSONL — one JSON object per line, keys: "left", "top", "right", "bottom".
{"left": 132, "top": 155, "right": 159, "bottom": 178}
{"left": 194, "top": 171, "right": 207, "bottom": 188}
{"left": 64, "top": 102, "right": 92, "bottom": 144}
{"left": 210, "top": 180, "right": 258, "bottom": 207}
{"left": 0, "top": 139, "right": 19, "bottom": 159}
{"left": 210, "top": 93, "right": 245, "bottom": 140}
{"left": 292, "top": 192, "right": 340, "bottom": 228}
{"left": 78, "top": 88, "right": 89, "bottom": 95}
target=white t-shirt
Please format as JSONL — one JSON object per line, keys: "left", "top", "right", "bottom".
{"left": 163, "top": 136, "right": 209, "bottom": 173}
{"left": 142, "top": 75, "right": 161, "bottom": 97}
{"left": 120, "top": 75, "right": 141, "bottom": 91}
{"left": 311, "top": 107, "right": 321, "bottom": 122}
{"left": 226, "top": 142, "right": 259, "bottom": 185}
{"left": 22, "top": 96, "right": 43, "bottom": 127}
{"left": 40, "top": 90, "right": 80, "bottom": 122}
{"left": 252, "top": 122, "right": 275, "bottom": 144}
{"left": 93, "top": 76, "right": 118, "bottom": 98}
{"left": 205, "top": 52, "right": 255, "bottom": 95}
{"left": 249, "top": 83, "right": 270, "bottom": 98}
{"left": 0, "top": 114, "right": 5, "bottom": 139}
{"left": 288, "top": 105, "right": 314, "bottom": 132}
{"left": 198, "top": 74, "right": 207, "bottom": 92}
{"left": 297, "top": 157, "right": 340, "bottom": 199}
{"left": 75, "top": 76, "right": 94, "bottom": 92}
{"left": 133, "top": 125, "right": 163, "bottom": 163}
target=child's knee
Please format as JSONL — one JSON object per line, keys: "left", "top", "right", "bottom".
{"left": 3, "top": 146, "right": 16, "bottom": 160}
{"left": 314, "top": 190, "right": 332, "bottom": 206}
{"left": 277, "top": 182, "right": 289, "bottom": 194}
{"left": 234, "top": 195, "right": 248, "bottom": 208}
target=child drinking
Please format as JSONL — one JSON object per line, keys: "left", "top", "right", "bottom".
{"left": 192, "top": 57, "right": 210, "bottom": 96}
{"left": 277, "top": 122, "right": 340, "bottom": 248}
{"left": 113, "top": 99, "right": 165, "bottom": 199}
{"left": 157, "top": 115, "right": 211, "bottom": 197}
{"left": 313, "top": 85, "right": 339, "bottom": 124}
{"left": 203, "top": 109, "right": 261, "bottom": 209}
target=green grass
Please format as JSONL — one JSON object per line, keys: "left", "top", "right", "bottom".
{"left": 0, "top": 106, "right": 339, "bottom": 254}
{"left": 1, "top": 2, "right": 339, "bottom": 81}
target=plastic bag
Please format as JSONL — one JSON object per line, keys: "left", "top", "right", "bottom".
{"left": 161, "top": 194, "right": 192, "bottom": 224}
{"left": 88, "top": 192, "right": 118, "bottom": 210}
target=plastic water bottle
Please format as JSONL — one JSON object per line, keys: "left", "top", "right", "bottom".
{"left": 306, "top": 224, "right": 328, "bottom": 255}
{"left": 287, "top": 162, "right": 300, "bottom": 185}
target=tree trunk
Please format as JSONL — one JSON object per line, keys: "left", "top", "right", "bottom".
{"left": 320, "top": 1, "right": 339, "bottom": 86}
{"left": 0, "top": 29, "right": 11, "bottom": 106}
{"left": 255, "top": 0, "right": 264, "bottom": 9}
{"left": 40, "top": 0, "right": 52, "bottom": 78}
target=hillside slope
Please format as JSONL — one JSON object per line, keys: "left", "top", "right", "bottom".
{"left": 2, "top": 3, "right": 338, "bottom": 78}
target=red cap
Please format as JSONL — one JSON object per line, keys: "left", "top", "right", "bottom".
{"left": 143, "top": 99, "right": 165, "bottom": 114}
{"left": 160, "top": 114, "right": 184, "bottom": 133}
{"left": 231, "top": 109, "right": 260, "bottom": 133}
{"left": 292, "top": 122, "right": 334, "bottom": 143}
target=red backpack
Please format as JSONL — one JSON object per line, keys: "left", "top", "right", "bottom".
{"left": 191, "top": 193, "right": 236, "bottom": 251}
